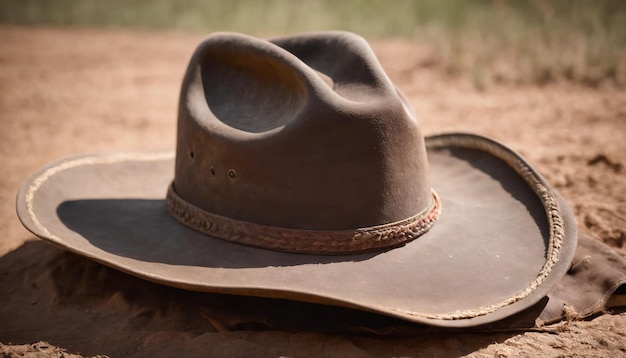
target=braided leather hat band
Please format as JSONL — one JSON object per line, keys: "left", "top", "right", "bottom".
{"left": 167, "top": 183, "right": 441, "bottom": 254}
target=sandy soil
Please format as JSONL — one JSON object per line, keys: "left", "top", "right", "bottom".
{"left": 0, "top": 26, "right": 625, "bottom": 357}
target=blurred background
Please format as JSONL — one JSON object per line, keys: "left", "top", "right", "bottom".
{"left": 1, "top": 0, "right": 625, "bottom": 87}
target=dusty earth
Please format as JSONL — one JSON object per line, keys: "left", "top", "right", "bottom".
{"left": 0, "top": 26, "right": 625, "bottom": 357}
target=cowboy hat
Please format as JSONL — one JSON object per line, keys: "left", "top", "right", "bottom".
{"left": 16, "top": 31, "right": 577, "bottom": 328}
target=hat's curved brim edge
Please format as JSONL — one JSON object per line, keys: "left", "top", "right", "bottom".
{"left": 15, "top": 135, "right": 577, "bottom": 328}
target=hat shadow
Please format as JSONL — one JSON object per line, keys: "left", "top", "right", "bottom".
{"left": 56, "top": 198, "right": 382, "bottom": 268}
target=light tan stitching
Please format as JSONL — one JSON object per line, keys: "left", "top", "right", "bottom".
{"left": 23, "top": 134, "right": 566, "bottom": 321}
{"left": 25, "top": 152, "right": 175, "bottom": 243}
{"left": 387, "top": 134, "right": 565, "bottom": 320}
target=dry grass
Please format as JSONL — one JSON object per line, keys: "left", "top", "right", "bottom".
{"left": 1, "top": 0, "right": 624, "bottom": 88}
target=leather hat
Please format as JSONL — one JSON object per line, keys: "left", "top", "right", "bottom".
{"left": 16, "top": 31, "right": 577, "bottom": 327}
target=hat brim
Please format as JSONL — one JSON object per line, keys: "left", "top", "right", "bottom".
{"left": 16, "top": 133, "right": 576, "bottom": 328}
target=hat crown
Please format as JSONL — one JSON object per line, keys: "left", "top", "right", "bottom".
{"left": 173, "top": 32, "right": 433, "bottom": 238}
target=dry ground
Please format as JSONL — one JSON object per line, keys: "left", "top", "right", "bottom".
{"left": 0, "top": 26, "right": 625, "bottom": 357}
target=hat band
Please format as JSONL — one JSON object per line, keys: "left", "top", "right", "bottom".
{"left": 166, "top": 183, "right": 441, "bottom": 254}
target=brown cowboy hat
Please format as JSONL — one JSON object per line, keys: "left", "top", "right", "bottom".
{"left": 16, "top": 31, "right": 577, "bottom": 328}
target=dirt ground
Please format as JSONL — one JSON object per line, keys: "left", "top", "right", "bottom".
{"left": 0, "top": 26, "right": 625, "bottom": 357}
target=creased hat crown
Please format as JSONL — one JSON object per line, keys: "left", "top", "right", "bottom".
{"left": 169, "top": 32, "right": 438, "bottom": 253}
